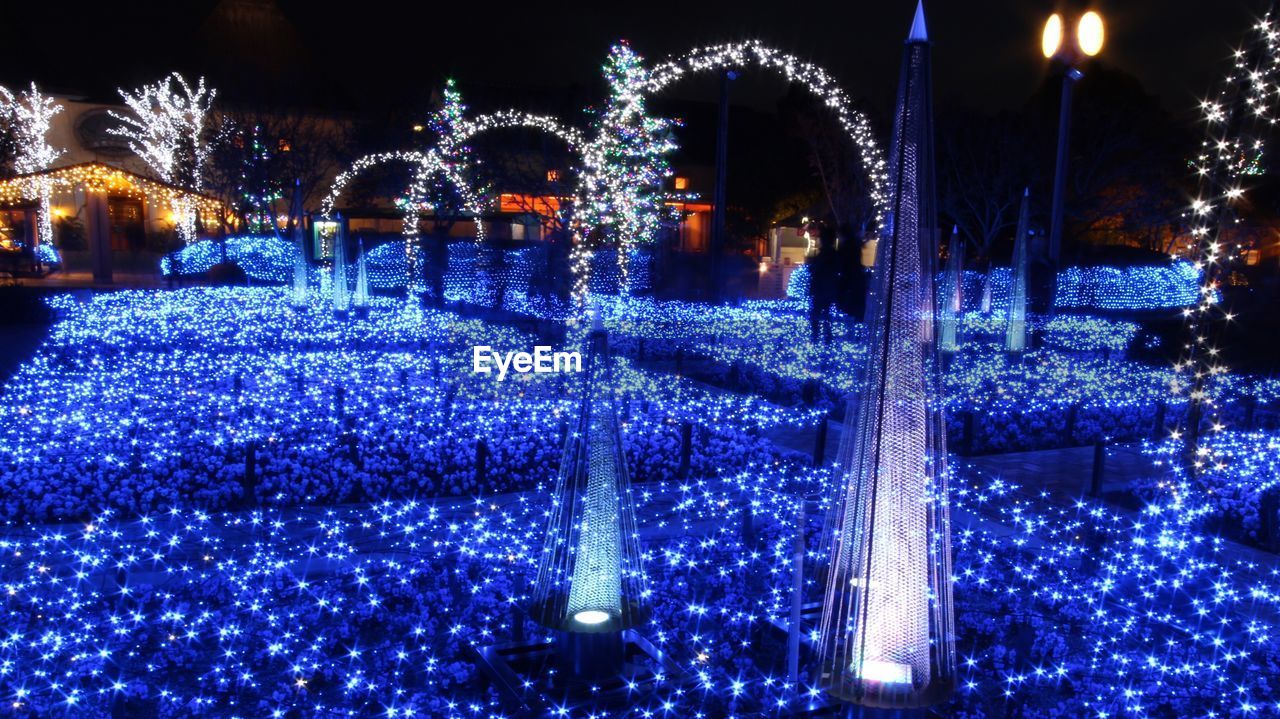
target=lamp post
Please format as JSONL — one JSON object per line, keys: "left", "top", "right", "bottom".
{"left": 1042, "top": 11, "right": 1104, "bottom": 279}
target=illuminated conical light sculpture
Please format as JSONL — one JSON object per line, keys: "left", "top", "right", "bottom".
{"left": 939, "top": 225, "right": 962, "bottom": 352}
{"left": 816, "top": 1, "right": 956, "bottom": 708}
{"left": 1005, "top": 188, "right": 1031, "bottom": 353}
{"left": 531, "top": 304, "right": 647, "bottom": 676}
{"left": 291, "top": 222, "right": 308, "bottom": 307}
{"left": 353, "top": 239, "right": 370, "bottom": 309}
{"left": 332, "top": 218, "right": 350, "bottom": 313}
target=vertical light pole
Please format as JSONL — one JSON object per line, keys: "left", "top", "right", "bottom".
{"left": 1042, "top": 11, "right": 1104, "bottom": 286}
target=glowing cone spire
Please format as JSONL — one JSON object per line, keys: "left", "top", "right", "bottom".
{"left": 531, "top": 316, "right": 647, "bottom": 633}
{"left": 354, "top": 239, "right": 370, "bottom": 309}
{"left": 292, "top": 223, "right": 308, "bottom": 306}
{"left": 332, "top": 219, "right": 350, "bottom": 313}
{"left": 939, "top": 225, "right": 962, "bottom": 352}
{"left": 817, "top": 2, "right": 956, "bottom": 707}
{"left": 1006, "top": 188, "right": 1031, "bottom": 353}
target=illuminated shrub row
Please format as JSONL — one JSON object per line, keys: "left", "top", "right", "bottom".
{"left": 788, "top": 261, "right": 1205, "bottom": 312}
{"left": 1141, "top": 430, "right": 1280, "bottom": 547}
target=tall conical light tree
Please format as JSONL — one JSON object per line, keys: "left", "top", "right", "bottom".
{"left": 332, "top": 219, "right": 350, "bottom": 313}
{"left": 531, "top": 309, "right": 647, "bottom": 642}
{"left": 353, "top": 239, "right": 370, "bottom": 309}
{"left": 1005, "top": 188, "right": 1031, "bottom": 353}
{"left": 291, "top": 223, "right": 308, "bottom": 307}
{"left": 816, "top": 2, "right": 956, "bottom": 708}
{"left": 939, "top": 225, "right": 962, "bottom": 352}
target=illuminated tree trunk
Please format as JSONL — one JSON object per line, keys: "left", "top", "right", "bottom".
{"left": 817, "top": 3, "right": 956, "bottom": 708}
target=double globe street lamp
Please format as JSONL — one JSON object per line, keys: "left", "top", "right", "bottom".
{"left": 1042, "top": 10, "right": 1105, "bottom": 271}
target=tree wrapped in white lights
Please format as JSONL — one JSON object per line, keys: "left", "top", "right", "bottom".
{"left": 571, "top": 42, "right": 679, "bottom": 298}
{"left": 1172, "top": 6, "right": 1280, "bottom": 474}
{"left": 816, "top": 4, "right": 956, "bottom": 708}
{"left": 0, "top": 83, "right": 64, "bottom": 249}
{"left": 530, "top": 314, "right": 647, "bottom": 642}
{"left": 110, "top": 73, "right": 216, "bottom": 243}
{"left": 1006, "top": 188, "right": 1031, "bottom": 353}
{"left": 939, "top": 225, "right": 962, "bottom": 352}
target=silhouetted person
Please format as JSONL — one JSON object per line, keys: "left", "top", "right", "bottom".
{"left": 809, "top": 225, "right": 839, "bottom": 344}
{"left": 836, "top": 224, "right": 868, "bottom": 322}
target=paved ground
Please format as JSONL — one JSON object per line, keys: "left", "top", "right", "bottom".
{"left": 14, "top": 270, "right": 168, "bottom": 289}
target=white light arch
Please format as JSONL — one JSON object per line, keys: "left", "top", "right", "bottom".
{"left": 643, "top": 40, "right": 889, "bottom": 226}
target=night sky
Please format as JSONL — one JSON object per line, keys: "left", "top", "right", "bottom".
{"left": 0, "top": 0, "right": 1265, "bottom": 121}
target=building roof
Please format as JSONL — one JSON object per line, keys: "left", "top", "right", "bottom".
{"left": 0, "top": 161, "right": 222, "bottom": 213}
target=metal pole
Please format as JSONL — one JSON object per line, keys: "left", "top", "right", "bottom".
{"left": 1048, "top": 68, "right": 1082, "bottom": 269}
{"left": 711, "top": 71, "right": 735, "bottom": 302}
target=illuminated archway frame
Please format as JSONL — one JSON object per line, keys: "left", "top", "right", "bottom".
{"left": 321, "top": 114, "right": 583, "bottom": 295}
{"left": 643, "top": 41, "right": 890, "bottom": 225}
{"left": 321, "top": 150, "right": 480, "bottom": 294}
{"left": 565, "top": 40, "right": 891, "bottom": 304}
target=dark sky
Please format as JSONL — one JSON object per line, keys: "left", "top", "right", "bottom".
{"left": 0, "top": 0, "right": 1265, "bottom": 120}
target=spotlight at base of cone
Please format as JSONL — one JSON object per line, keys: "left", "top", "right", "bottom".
{"left": 573, "top": 610, "right": 611, "bottom": 626}
{"left": 857, "top": 659, "right": 913, "bottom": 685}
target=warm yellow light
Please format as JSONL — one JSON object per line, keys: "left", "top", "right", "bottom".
{"left": 1077, "top": 11, "right": 1104, "bottom": 56}
{"left": 1042, "top": 13, "right": 1064, "bottom": 58}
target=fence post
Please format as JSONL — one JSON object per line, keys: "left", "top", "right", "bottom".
{"left": 678, "top": 421, "right": 693, "bottom": 479}
{"left": 1090, "top": 439, "right": 1105, "bottom": 497}
{"left": 813, "top": 419, "right": 828, "bottom": 467}
{"left": 1152, "top": 400, "right": 1167, "bottom": 440}
{"left": 475, "top": 438, "right": 488, "bottom": 489}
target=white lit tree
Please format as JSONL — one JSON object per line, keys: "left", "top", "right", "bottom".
{"left": 572, "top": 42, "right": 679, "bottom": 298}
{"left": 0, "top": 83, "right": 64, "bottom": 249}
{"left": 110, "top": 73, "right": 216, "bottom": 243}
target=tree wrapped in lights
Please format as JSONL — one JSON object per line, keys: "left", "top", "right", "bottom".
{"left": 1006, "top": 188, "right": 1031, "bottom": 353}
{"left": 110, "top": 73, "right": 216, "bottom": 243}
{"left": 0, "top": 83, "right": 64, "bottom": 249}
{"left": 940, "top": 225, "right": 962, "bottom": 352}
{"left": 816, "top": 4, "right": 956, "bottom": 708}
{"left": 530, "top": 313, "right": 647, "bottom": 662}
{"left": 572, "top": 42, "right": 679, "bottom": 298}
{"left": 1173, "top": 6, "right": 1280, "bottom": 474}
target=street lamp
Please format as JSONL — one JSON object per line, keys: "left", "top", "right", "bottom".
{"left": 1042, "top": 10, "right": 1104, "bottom": 274}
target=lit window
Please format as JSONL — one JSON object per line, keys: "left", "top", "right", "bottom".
{"left": 277, "top": 138, "right": 291, "bottom": 153}
{"left": 546, "top": 170, "right": 561, "bottom": 182}
{"left": 674, "top": 177, "right": 689, "bottom": 190}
